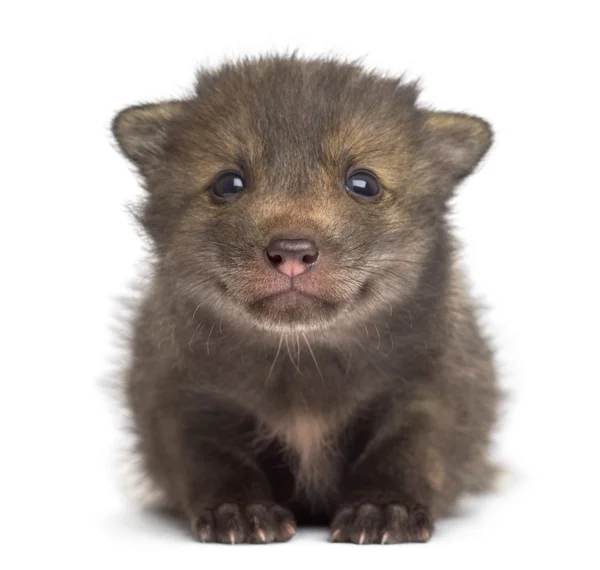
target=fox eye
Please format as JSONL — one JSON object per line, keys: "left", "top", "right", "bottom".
{"left": 345, "top": 170, "right": 381, "bottom": 199}
{"left": 212, "top": 171, "right": 246, "bottom": 200}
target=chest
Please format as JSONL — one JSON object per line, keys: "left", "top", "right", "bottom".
{"left": 258, "top": 409, "right": 342, "bottom": 503}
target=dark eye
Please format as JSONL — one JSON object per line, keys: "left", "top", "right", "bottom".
{"left": 345, "top": 170, "right": 381, "bottom": 199}
{"left": 212, "top": 171, "right": 246, "bottom": 199}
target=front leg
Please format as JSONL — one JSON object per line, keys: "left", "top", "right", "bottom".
{"left": 181, "top": 438, "right": 297, "bottom": 544}
{"left": 331, "top": 400, "right": 442, "bottom": 544}
{"left": 142, "top": 401, "right": 296, "bottom": 544}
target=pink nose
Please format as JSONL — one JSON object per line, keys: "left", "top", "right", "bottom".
{"left": 266, "top": 238, "right": 319, "bottom": 278}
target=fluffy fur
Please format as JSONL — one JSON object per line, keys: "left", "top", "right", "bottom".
{"left": 112, "top": 55, "right": 500, "bottom": 544}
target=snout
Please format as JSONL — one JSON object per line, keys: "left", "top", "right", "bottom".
{"left": 229, "top": 224, "right": 360, "bottom": 330}
{"left": 265, "top": 237, "right": 319, "bottom": 278}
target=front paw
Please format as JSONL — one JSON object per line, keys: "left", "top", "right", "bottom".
{"left": 192, "top": 503, "right": 296, "bottom": 544}
{"left": 330, "top": 503, "right": 433, "bottom": 544}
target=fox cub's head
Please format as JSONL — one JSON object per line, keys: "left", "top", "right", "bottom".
{"left": 113, "top": 56, "right": 492, "bottom": 334}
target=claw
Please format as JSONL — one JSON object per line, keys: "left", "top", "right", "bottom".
{"left": 417, "top": 528, "right": 431, "bottom": 542}
{"left": 331, "top": 528, "right": 341, "bottom": 541}
{"left": 359, "top": 531, "right": 366, "bottom": 545}
{"left": 256, "top": 529, "right": 266, "bottom": 542}
{"left": 381, "top": 532, "right": 389, "bottom": 545}
{"left": 282, "top": 523, "right": 296, "bottom": 539}
{"left": 228, "top": 530, "right": 236, "bottom": 545}
{"left": 198, "top": 529, "right": 210, "bottom": 542}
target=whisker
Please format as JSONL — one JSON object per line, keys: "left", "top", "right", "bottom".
{"left": 362, "top": 319, "right": 370, "bottom": 339}
{"left": 384, "top": 322, "right": 394, "bottom": 356}
{"left": 285, "top": 334, "right": 302, "bottom": 374}
{"left": 266, "top": 334, "right": 284, "bottom": 384}
{"left": 371, "top": 258, "right": 424, "bottom": 265}
{"left": 284, "top": 334, "right": 292, "bottom": 366}
{"left": 302, "top": 332, "right": 324, "bottom": 386}
{"left": 192, "top": 302, "right": 203, "bottom": 321}
{"left": 296, "top": 332, "right": 301, "bottom": 372}
{"left": 374, "top": 324, "right": 381, "bottom": 350}
{"left": 188, "top": 319, "right": 204, "bottom": 352}
{"left": 206, "top": 322, "right": 215, "bottom": 355}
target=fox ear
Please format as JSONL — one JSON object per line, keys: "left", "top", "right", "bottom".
{"left": 422, "top": 112, "right": 493, "bottom": 181}
{"left": 112, "top": 101, "right": 186, "bottom": 169}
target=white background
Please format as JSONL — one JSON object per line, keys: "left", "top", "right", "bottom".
{"left": 2, "top": 1, "right": 599, "bottom": 568}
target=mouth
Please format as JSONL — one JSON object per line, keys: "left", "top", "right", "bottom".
{"left": 257, "top": 287, "right": 325, "bottom": 312}
{"left": 260, "top": 287, "right": 319, "bottom": 303}
{"left": 247, "top": 286, "right": 339, "bottom": 331}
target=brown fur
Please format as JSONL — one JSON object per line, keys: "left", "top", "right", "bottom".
{"left": 112, "top": 54, "right": 500, "bottom": 544}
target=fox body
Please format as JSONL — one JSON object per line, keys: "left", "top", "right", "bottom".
{"left": 112, "top": 55, "right": 499, "bottom": 544}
